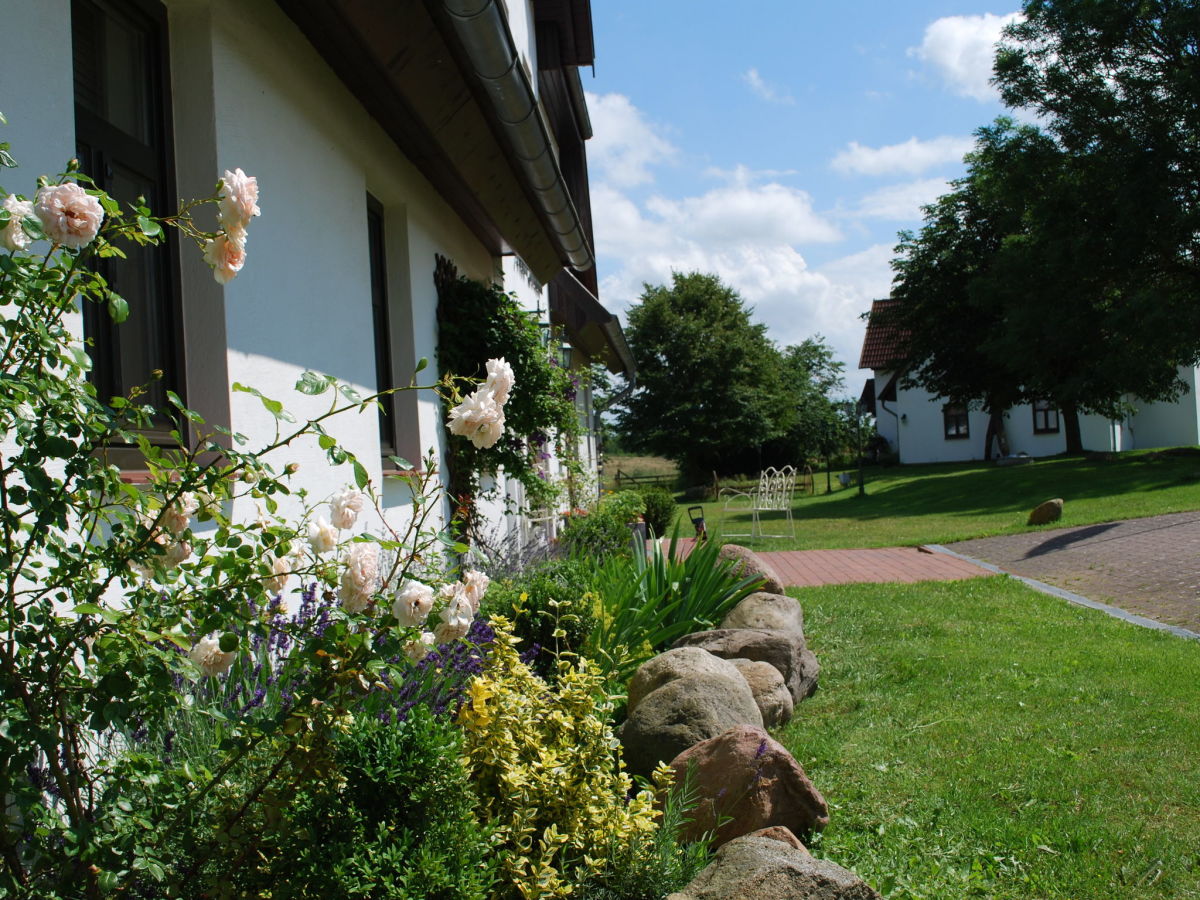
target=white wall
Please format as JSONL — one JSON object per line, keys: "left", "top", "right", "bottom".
{"left": 1129, "top": 366, "right": 1200, "bottom": 449}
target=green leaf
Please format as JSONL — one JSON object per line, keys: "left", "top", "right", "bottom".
{"left": 73, "top": 603, "right": 103, "bottom": 615}
{"left": 414, "top": 357, "right": 428, "bottom": 373}
{"left": 388, "top": 455, "right": 413, "bottom": 470}
{"left": 107, "top": 293, "right": 129, "bottom": 324}
{"left": 218, "top": 633, "right": 238, "bottom": 653}
{"left": 20, "top": 214, "right": 45, "bottom": 242}
{"left": 295, "top": 371, "right": 333, "bottom": 396}
{"left": 136, "top": 216, "right": 162, "bottom": 239}
{"left": 318, "top": 433, "right": 336, "bottom": 451}
{"left": 352, "top": 459, "right": 369, "bottom": 490}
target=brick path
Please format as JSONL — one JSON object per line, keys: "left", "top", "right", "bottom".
{"left": 947, "top": 511, "right": 1200, "bottom": 634}
{"left": 756, "top": 546, "right": 991, "bottom": 587}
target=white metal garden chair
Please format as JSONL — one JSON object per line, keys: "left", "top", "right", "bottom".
{"left": 719, "top": 465, "right": 797, "bottom": 539}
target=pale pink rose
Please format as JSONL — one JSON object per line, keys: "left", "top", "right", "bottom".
{"left": 484, "top": 357, "right": 515, "bottom": 406}
{"left": 462, "top": 569, "right": 490, "bottom": 613}
{"left": 263, "top": 553, "right": 292, "bottom": 595}
{"left": 330, "top": 488, "right": 365, "bottom": 530}
{"left": 34, "top": 183, "right": 104, "bottom": 249}
{"left": 307, "top": 516, "right": 338, "bottom": 555}
{"left": 189, "top": 634, "right": 236, "bottom": 677}
{"left": 338, "top": 541, "right": 379, "bottom": 613}
{"left": 440, "top": 582, "right": 474, "bottom": 631}
{"left": 203, "top": 230, "right": 246, "bottom": 285}
{"left": 161, "top": 540, "right": 192, "bottom": 569}
{"left": 218, "top": 168, "right": 260, "bottom": 230}
{"left": 161, "top": 492, "right": 198, "bottom": 537}
{"left": 447, "top": 388, "right": 505, "bottom": 449}
{"left": 404, "top": 631, "right": 436, "bottom": 662}
{"left": 391, "top": 579, "right": 434, "bottom": 627}
{"left": 433, "top": 621, "right": 470, "bottom": 645}
{"left": 2, "top": 195, "right": 34, "bottom": 252}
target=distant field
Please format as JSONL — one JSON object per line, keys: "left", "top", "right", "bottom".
{"left": 601, "top": 454, "right": 678, "bottom": 492}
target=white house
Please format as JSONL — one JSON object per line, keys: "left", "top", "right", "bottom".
{"left": 2, "top": 0, "right": 631, "bottom": 550}
{"left": 859, "top": 298, "right": 1200, "bottom": 464}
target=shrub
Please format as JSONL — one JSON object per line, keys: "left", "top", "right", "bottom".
{"left": 636, "top": 486, "right": 678, "bottom": 538}
{"left": 586, "top": 536, "right": 765, "bottom": 685}
{"left": 482, "top": 558, "right": 598, "bottom": 678}
{"left": 458, "top": 618, "right": 662, "bottom": 898}
{"left": 559, "top": 491, "right": 645, "bottom": 559}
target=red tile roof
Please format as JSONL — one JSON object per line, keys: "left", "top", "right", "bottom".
{"left": 858, "top": 298, "right": 909, "bottom": 370}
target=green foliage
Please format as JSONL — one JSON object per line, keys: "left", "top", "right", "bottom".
{"left": 434, "top": 257, "right": 584, "bottom": 532}
{"left": 560, "top": 491, "right": 646, "bottom": 560}
{"left": 586, "top": 536, "right": 764, "bottom": 686}
{"left": 483, "top": 558, "right": 598, "bottom": 679}
{"left": 636, "top": 486, "right": 677, "bottom": 538}
{"left": 578, "top": 768, "right": 713, "bottom": 900}
{"left": 457, "top": 618, "right": 664, "bottom": 899}
{"left": 243, "top": 706, "right": 495, "bottom": 899}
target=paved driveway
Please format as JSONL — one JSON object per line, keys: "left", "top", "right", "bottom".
{"left": 947, "top": 511, "right": 1200, "bottom": 633}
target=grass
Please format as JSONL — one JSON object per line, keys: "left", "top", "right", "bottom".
{"left": 782, "top": 577, "right": 1200, "bottom": 899}
{"left": 694, "top": 450, "right": 1200, "bottom": 550}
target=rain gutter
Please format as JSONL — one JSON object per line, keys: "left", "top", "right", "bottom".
{"left": 437, "top": 0, "right": 594, "bottom": 273}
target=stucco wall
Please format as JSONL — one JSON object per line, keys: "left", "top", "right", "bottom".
{"left": 1128, "top": 366, "right": 1200, "bottom": 449}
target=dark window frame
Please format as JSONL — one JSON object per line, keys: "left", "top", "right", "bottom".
{"left": 1032, "top": 398, "right": 1060, "bottom": 435}
{"left": 73, "top": 0, "right": 184, "bottom": 443}
{"left": 943, "top": 403, "right": 970, "bottom": 440}
{"left": 367, "top": 194, "right": 398, "bottom": 462}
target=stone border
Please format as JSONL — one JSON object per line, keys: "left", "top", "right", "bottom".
{"left": 926, "top": 544, "right": 1200, "bottom": 643}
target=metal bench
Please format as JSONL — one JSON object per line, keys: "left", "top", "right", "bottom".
{"left": 719, "top": 465, "right": 797, "bottom": 539}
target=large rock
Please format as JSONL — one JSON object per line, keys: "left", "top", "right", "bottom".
{"left": 670, "top": 725, "right": 829, "bottom": 846}
{"left": 627, "top": 647, "right": 744, "bottom": 717}
{"left": 620, "top": 659, "right": 762, "bottom": 778}
{"left": 717, "top": 544, "right": 786, "bottom": 594}
{"left": 729, "top": 658, "right": 793, "bottom": 727}
{"left": 666, "top": 834, "right": 882, "bottom": 900}
{"left": 672, "top": 628, "right": 820, "bottom": 703}
{"left": 721, "top": 591, "right": 804, "bottom": 636}
{"left": 1028, "top": 498, "right": 1064, "bottom": 526}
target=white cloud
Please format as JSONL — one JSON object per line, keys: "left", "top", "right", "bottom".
{"left": 853, "top": 178, "right": 949, "bottom": 221}
{"left": 742, "top": 68, "right": 795, "bottom": 105}
{"left": 831, "top": 136, "right": 974, "bottom": 176}
{"left": 910, "top": 12, "right": 1021, "bottom": 102}
{"left": 584, "top": 92, "right": 677, "bottom": 188}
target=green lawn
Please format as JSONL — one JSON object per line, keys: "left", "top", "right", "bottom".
{"left": 783, "top": 577, "right": 1200, "bottom": 899}
{"left": 693, "top": 451, "right": 1200, "bottom": 550}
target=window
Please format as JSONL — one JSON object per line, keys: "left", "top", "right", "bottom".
{"left": 1032, "top": 398, "right": 1059, "bottom": 434}
{"left": 943, "top": 404, "right": 969, "bottom": 440}
{"left": 72, "top": 0, "right": 181, "bottom": 436}
{"left": 367, "top": 195, "right": 397, "bottom": 459}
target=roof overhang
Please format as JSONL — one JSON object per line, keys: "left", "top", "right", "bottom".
{"left": 549, "top": 270, "right": 635, "bottom": 377}
{"left": 278, "top": 0, "right": 593, "bottom": 284}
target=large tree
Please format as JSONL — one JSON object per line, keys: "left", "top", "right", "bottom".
{"left": 893, "top": 118, "right": 1196, "bottom": 454}
{"left": 614, "top": 272, "right": 790, "bottom": 481}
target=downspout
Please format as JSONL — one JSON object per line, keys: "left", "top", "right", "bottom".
{"left": 438, "top": 0, "right": 594, "bottom": 272}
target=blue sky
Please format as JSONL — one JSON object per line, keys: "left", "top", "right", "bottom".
{"left": 583, "top": 2, "right": 1019, "bottom": 389}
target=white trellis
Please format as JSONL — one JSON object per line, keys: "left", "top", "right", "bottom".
{"left": 720, "top": 465, "right": 797, "bottom": 539}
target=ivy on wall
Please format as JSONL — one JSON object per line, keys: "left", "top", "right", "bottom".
{"left": 434, "top": 255, "right": 584, "bottom": 539}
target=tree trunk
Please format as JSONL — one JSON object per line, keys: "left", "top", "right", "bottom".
{"left": 1062, "top": 402, "right": 1083, "bottom": 454}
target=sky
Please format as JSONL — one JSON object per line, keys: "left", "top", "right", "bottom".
{"left": 583, "top": 1, "right": 1019, "bottom": 392}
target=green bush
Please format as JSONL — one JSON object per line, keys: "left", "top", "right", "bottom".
{"left": 560, "top": 491, "right": 646, "bottom": 559}
{"left": 636, "top": 486, "right": 678, "bottom": 538}
{"left": 482, "top": 558, "right": 598, "bottom": 678}
{"left": 260, "top": 706, "right": 496, "bottom": 899}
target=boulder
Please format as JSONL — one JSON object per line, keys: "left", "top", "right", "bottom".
{"left": 669, "top": 724, "right": 829, "bottom": 846}
{"left": 721, "top": 591, "right": 804, "bottom": 636}
{"left": 620, "top": 672, "right": 762, "bottom": 779}
{"left": 746, "top": 826, "right": 808, "bottom": 853}
{"left": 1028, "top": 498, "right": 1064, "bottom": 526}
{"left": 717, "top": 544, "right": 786, "bottom": 594}
{"left": 728, "top": 658, "right": 793, "bottom": 727}
{"left": 672, "top": 628, "right": 820, "bottom": 703}
{"left": 666, "top": 834, "right": 882, "bottom": 900}
{"left": 627, "top": 647, "right": 743, "bottom": 717}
